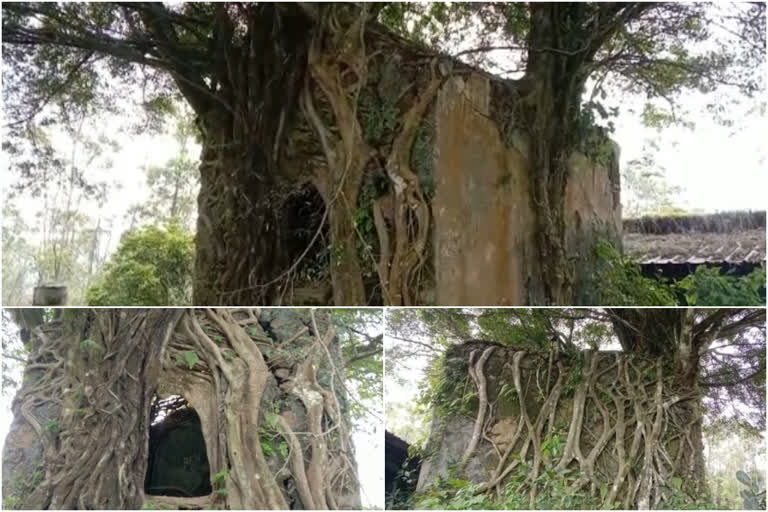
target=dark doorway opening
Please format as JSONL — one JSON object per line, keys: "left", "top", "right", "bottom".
{"left": 144, "top": 395, "right": 212, "bottom": 497}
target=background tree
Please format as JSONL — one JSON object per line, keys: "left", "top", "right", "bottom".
{"left": 85, "top": 221, "right": 195, "bottom": 306}
{"left": 621, "top": 140, "right": 687, "bottom": 218}
{"left": 2, "top": 308, "right": 382, "bottom": 509}
{"left": 1, "top": 103, "right": 118, "bottom": 304}
{"left": 1, "top": 205, "right": 36, "bottom": 305}
{"left": 126, "top": 112, "right": 200, "bottom": 230}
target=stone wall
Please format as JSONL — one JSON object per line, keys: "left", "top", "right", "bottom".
{"left": 416, "top": 341, "right": 691, "bottom": 493}
{"left": 432, "top": 73, "right": 621, "bottom": 305}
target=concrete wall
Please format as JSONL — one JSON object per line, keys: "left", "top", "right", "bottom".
{"left": 433, "top": 74, "right": 621, "bottom": 305}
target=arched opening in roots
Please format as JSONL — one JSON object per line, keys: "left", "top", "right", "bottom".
{"left": 144, "top": 395, "right": 212, "bottom": 498}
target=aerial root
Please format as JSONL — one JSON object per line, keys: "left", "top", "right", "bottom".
{"left": 463, "top": 350, "right": 701, "bottom": 509}
{"left": 460, "top": 346, "right": 496, "bottom": 467}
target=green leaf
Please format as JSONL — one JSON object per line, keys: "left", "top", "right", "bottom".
{"left": 248, "top": 326, "right": 259, "bottom": 336}
{"left": 215, "top": 488, "right": 229, "bottom": 496}
{"left": 600, "top": 483, "right": 608, "bottom": 500}
{"left": 279, "top": 442, "right": 289, "bottom": 459}
{"left": 261, "top": 440, "right": 273, "bottom": 457}
{"left": 447, "top": 478, "right": 470, "bottom": 489}
{"left": 211, "top": 469, "right": 229, "bottom": 486}
{"left": 184, "top": 350, "right": 199, "bottom": 370}
{"left": 671, "top": 476, "right": 683, "bottom": 490}
{"left": 265, "top": 411, "right": 279, "bottom": 429}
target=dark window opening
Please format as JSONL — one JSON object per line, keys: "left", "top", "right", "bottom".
{"left": 145, "top": 395, "right": 212, "bottom": 497}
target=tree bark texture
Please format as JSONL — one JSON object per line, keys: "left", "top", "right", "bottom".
{"left": 2, "top": 308, "right": 361, "bottom": 510}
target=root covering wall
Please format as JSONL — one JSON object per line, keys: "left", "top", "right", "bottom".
{"left": 201, "top": 19, "right": 623, "bottom": 306}
{"left": 433, "top": 75, "right": 621, "bottom": 305}
{"left": 418, "top": 341, "right": 704, "bottom": 509}
{"left": 2, "top": 309, "right": 361, "bottom": 510}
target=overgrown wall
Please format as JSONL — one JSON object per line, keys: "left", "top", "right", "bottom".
{"left": 1, "top": 309, "right": 361, "bottom": 510}
{"left": 417, "top": 341, "right": 703, "bottom": 509}
{"left": 275, "top": 27, "right": 622, "bottom": 305}
{"left": 433, "top": 75, "right": 621, "bottom": 305}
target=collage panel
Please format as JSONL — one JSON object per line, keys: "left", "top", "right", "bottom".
{"left": 1, "top": 2, "right": 765, "bottom": 309}
{"left": 384, "top": 308, "right": 766, "bottom": 510}
{"left": 1, "top": 308, "right": 383, "bottom": 510}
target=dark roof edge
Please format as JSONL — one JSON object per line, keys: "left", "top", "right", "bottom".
{"left": 623, "top": 210, "right": 766, "bottom": 235}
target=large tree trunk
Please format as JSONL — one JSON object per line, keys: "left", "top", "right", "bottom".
{"left": 2, "top": 309, "right": 182, "bottom": 509}
{"left": 192, "top": 5, "right": 313, "bottom": 306}
{"left": 523, "top": 4, "right": 597, "bottom": 304}
{"left": 2, "top": 308, "right": 361, "bottom": 510}
{"left": 417, "top": 339, "right": 707, "bottom": 509}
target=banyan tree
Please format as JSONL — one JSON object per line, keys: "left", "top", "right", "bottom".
{"left": 389, "top": 308, "right": 765, "bottom": 509}
{"left": 1, "top": 308, "right": 379, "bottom": 509}
{"left": 3, "top": 3, "right": 763, "bottom": 306}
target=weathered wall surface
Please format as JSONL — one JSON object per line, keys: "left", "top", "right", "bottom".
{"left": 433, "top": 74, "right": 621, "bottom": 305}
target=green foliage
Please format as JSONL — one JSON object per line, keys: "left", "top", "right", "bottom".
{"left": 386, "top": 461, "right": 422, "bottom": 510}
{"left": 593, "top": 240, "right": 677, "bottom": 305}
{"left": 679, "top": 266, "right": 765, "bottom": 306}
{"left": 79, "top": 337, "right": 104, "bottom": 354}
{"left": 540, "top": 433, "right": 565, "bottom": 461}
{"left": 43, "top": 419, "right": 59, "bottom": 433}
{"left": 575, "top": 108, "right": 617, "bottom": 164}
{"left": 127, "top": 111, "right": 199, "bottom": 227}
{"left": 564, "top": 365, "right": 584, "bottom": 394}
{"left": 278, "top": 441, "right": 289, "bottom": 459}
{"left": 498, "top": 382, "right": 516, "bottom": 401}
{"left": 594, "top": 240, "right": 766, "bottom": 306}
{"left": 413, "top": 478, "right": 493, "bottom": 510}
{"left": 174, "top": 350, "right": 199, "bottom": 370}
{"left": 264, "top": 411, "right": 279, "bottom": 430}
{"left": 2, "top": 205, "right": 36, "bottom": 306}
{"left": 657, "top": 486, "right": 718, "bottom": 510}
{"left": 415, "top": 466, "right": 718, "bottom": 510}
{"left": 86, "top": 221, "right": 194, "bottom": 306}
{"left": 3, "top": 497, "right": 23, "bottom": 509}
{"left": 475, "top": 309, "right": 552, "bottom": 348}
{"left": 211, "top": 469, "right": 229, "bottom": 487}
{"left": 417, "top": 354, "right": 462, "bottom": 417}
{"left": 334, "top": 309, "right": 383, "bottom": 425}
{"left": 411, "top": 124, "right": 435, "bottom": 199}
{"left": 258, "top": 404, "right": 290, "bottom": 460}
{"left": 353, "top": 179, "right": 380, "bottom": 279}
{"left": 360, "top": 96, "right": 400, "bottom": 145}
{"left": 4, "top": 463, "right": 45, "bottom": 509}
